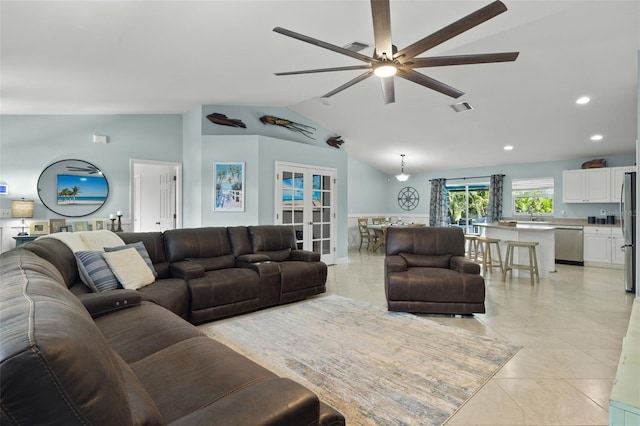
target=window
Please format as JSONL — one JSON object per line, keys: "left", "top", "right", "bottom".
{"left": 512, "top": 177, "right": 554, "bottom": 216}
{"left": 447, "top": 183, "right": 490, "bottom": 232}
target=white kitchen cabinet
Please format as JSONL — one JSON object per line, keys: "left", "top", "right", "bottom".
{"left": 562, "top": 168, "right": 611, "bottom": 203}
{"left": 583, "top": 226, "right": 624, "bottom": 266}
{"left": 612, "top": 227, "right": 625, "bottom": 265}
{"left": 610, "top": 166, "right": 636, "bottom": 202}
{"left": 584, "top": 226, "right": 611, "bottom": 263}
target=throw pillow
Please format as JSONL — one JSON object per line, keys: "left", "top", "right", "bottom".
{"left": 104, "top": 241, "right": 158, "bottom": 277}
{"left": 103, "top": 247, "right": 155, "bottom": 290}
{"left": 75, "top": 250, "right": 120, "bottom": 292}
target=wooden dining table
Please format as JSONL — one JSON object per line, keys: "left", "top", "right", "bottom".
{"left": 367, "top": 223, "right": 427, "bottom": 251}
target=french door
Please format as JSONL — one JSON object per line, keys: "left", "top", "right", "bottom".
{"left": 275, "top": 162, "right": 336, "bottom": 265}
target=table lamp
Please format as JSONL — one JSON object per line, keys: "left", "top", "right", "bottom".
{"left": 11, "top": 199, "right": 34, "bottom": 236}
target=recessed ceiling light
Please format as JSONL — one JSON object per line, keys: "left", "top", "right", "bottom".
{"left": 576, "top": 96, "right": 591, "bottom": 105}
{"left": 504, "top": 145, "right": 514, "bottom": 151}
{"left": 590, "top": 134, "right": 603, "bottom": 141}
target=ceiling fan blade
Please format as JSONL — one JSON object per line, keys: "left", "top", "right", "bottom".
{"left": 379, "top": 76, "right": 395, "bottom": 104}
{"left": 395, "top": 1, "right": 508, "bottom": 62}
{"left": 406, "top": 52, "right": 519, "bottom": 68}
{"left": 274, "top": 27, "right": 373, "bottom": 64}
{"left": 396, "top": 69, "right": 464, "bottom": 98}
{"left": 322, "top": 71, "right": 373, "bottom": 98}
{"left": 370, "top": 0, "right": 393, "bottom": 59}
{"left": 275, "top": 65, "right": 372, "bottom": 76}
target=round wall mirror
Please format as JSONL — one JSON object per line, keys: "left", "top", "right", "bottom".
{"left": 37, "top": 159, "right": 109, "bottom": 217}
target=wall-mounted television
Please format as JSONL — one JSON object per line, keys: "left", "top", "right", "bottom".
{"left": 57, "top": 174, "right": 108, "bottom": 205}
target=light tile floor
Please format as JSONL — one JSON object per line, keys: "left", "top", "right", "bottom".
{"left": 325, "top": 249, "right": 636, "bottom": 426}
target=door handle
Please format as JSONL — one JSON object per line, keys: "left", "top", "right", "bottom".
{"left": 155, "top": 222, "right": 161, "bottom": 225}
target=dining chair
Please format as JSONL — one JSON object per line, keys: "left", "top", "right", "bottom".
{"left": 357, "top": 218, "right": 378, "bottom": 251}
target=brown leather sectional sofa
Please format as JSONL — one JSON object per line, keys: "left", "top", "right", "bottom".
{"left": 0, "top": 225, "right": 344, "bottom": 425}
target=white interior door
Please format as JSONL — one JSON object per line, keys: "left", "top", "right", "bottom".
{"left": 131, "top": 159, "right": 182, "bottom": 232}
{"left": 275, "top": 162, "right": 336, "bottom": 265}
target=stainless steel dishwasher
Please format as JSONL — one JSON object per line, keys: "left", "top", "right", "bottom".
{"left": 555, "top": 225, "right": 584, "bottom": 265}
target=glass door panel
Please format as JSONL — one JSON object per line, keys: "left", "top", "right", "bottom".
{"left": 275, "top": 163, "right": 336, "bottom": 264}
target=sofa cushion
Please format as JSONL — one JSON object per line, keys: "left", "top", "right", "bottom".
{"left": 136, "top": 278, "right": 189, "bottom": 319}
{"left": 186, "top": 254, "right": 235, "bottom": 271}
{"left": 387, "top": 268, "right": 485, "bottom": 303}
{"left": 75, "top": 250, "right": 120, "bottom": 292}
{"left": 248, "top": 225, "right": 297, "bottom": 252}
{"left": 164, "top": 227, "right": 232, "bottom": 263}
{"left": 105, "top": 241, "right": 158, "bottom": 277}
{"left": 24, "top": 237, "right": 82, "bottom": 289}
{"left": 0, "top": 249, "right": 134, "bottom": 425}
{"left": 386, "top": 227, "right": 465, "bottom": 257}
{"left": 103, "top": 248, "right": 155, "bottom": 290}
{"left": 399, "top": 252, "right": 451, "bottom": 269}
{"left": 119, "top": 232, "right": 170, "bottom": 279}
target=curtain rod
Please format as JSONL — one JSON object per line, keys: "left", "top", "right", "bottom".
{"left": 429, "top": 174, "right": 504, "bottom": 182}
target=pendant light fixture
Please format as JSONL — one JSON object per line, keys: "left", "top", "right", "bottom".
{"left": 395, "top": 154, "right": 410, "bottom": 182}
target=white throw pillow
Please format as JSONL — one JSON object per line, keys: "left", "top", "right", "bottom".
{"left": 102, "top": 247, "right": 155, "bottom": 290}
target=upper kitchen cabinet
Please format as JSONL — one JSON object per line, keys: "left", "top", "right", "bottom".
{"left": 562, "top": 168, "right": 611, "bottom": 203}
{"left": 610, "top": 166, "right": 636, "bottom": 203}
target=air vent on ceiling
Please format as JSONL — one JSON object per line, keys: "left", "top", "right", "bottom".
{"left": 451, "top": 102, "right": 474, "bottom": 113}
{"left": 343, "top": 41, "right": 369, "bottom": 52}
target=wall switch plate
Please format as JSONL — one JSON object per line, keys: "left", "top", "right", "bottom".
{"left": 600, "top": 209, "right": 607, "bottom": 216}
{"left": 0, "top": 209, "right": 11, "bottom": 218}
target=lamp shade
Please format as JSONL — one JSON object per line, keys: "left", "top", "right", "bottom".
{"left": 395, "top": 173, "right": 410, "bottom": 182}
{"left": 11, "top": 199, "right": 34, "bottom": 218}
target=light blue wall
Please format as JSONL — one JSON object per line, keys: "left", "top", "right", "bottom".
{"left": 347, "top": 156, "right": 390, "bottom": 214}
{"left": 348, "top": 153, "right": 635, "bottom": 220}
{"left": 182, "top": 107, "right": 204, "bottom": 228}
{"left": 0, "top": 115, "right": 183, "bottom": 219}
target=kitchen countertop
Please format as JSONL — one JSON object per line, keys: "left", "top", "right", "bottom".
{"left": 477, "top": 223, "right": 555, "bottom": 231}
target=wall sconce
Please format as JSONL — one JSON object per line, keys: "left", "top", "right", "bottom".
{"left": 11, "top": 199, "right": 34, "bottom": 235}
{"left": 395, "top": 154, "right": 410, "bottom": 182}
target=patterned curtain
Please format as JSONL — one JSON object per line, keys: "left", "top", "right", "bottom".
{"left": 487, "top": 174, "right": 504, "bottom": 223}
{"left": 429, "top": 178, "right": 448, "bottom": 227}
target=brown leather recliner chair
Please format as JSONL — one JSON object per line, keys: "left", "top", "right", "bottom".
{"left": 385, "top": 226, "right": 485, "bottom": 315}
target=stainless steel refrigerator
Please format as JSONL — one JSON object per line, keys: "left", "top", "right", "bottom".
{"left": 621, "top": 171, "right": 636, "bottom": 293}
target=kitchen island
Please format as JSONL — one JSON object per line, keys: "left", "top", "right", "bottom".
{"left": 477, "top": 222, "right": 556, "bottom": 279}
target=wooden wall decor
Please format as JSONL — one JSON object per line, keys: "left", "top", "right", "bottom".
{"left": 326, "top": 136, "right": 344, "bottom": 149}
{"left": 259, "top": 115, "right": 315, "bottom": 139}
{"left": 206, "top": 113, "right": 246, "bottom": 128}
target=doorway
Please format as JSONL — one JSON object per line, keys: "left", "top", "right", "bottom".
{"left": 274, "top": 162, "right": 337, "bottom": 265}
{"left": 130, "top": 159, "right": 182, "bottom": 232}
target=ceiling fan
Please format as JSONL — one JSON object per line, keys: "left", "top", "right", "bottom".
{"left": 273, "top": 0, "right": 519, "bottom": 104}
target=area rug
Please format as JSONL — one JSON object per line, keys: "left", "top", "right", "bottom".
{"left": 200, "top": 295, "right": 520, "bottom": 425}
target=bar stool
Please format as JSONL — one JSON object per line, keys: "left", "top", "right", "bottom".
{"left": 476, "top": 236, "right": 503, "bottom": 276}
{"left": 503, "top": 240, "right": 540, "bottom": 286}
{"left": 464, "top": 234, "right": 479, "bottom": 260}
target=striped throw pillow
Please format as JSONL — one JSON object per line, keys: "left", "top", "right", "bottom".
{"left": 75, "top": 250, "right": 119, "bottom": 292}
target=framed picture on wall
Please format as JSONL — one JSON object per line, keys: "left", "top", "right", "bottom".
{"left": 214, "top": 162, "right": 245, "bottom": 212}
{"left": 49, "top": 219, "right": 66, "bottom": 233}
{"left": 30, "top": 221, "right": 49, "bottom": 235}
{"left": 92, "top": 218, "right": 108, "bottom": 231}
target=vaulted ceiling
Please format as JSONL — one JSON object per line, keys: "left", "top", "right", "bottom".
{"left": 1, "top": 1, "right": 638, "bottom": 174}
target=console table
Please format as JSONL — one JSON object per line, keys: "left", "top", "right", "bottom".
{"left": 13, "top": 235, "right": 39, "bottom": 247}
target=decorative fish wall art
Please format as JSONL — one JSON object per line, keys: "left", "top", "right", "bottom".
{"left": 206, "top": 113, "right": 247, "bottom": 128}
{"left": 259, "top": 115, "right": 315, "bottom": 139}
{"left": 326, "top": 136, "right": 344, "bottom": 149}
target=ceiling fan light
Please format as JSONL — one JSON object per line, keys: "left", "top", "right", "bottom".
{"left": 374, "top": 65, "right": 397, "bottom": 78}
{"left": 396, "top": 173, "right": 410, "bottom": 182}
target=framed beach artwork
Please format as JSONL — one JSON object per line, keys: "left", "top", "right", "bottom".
{"left": 214, "top": 162, "right": 245, "bottom": 212}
